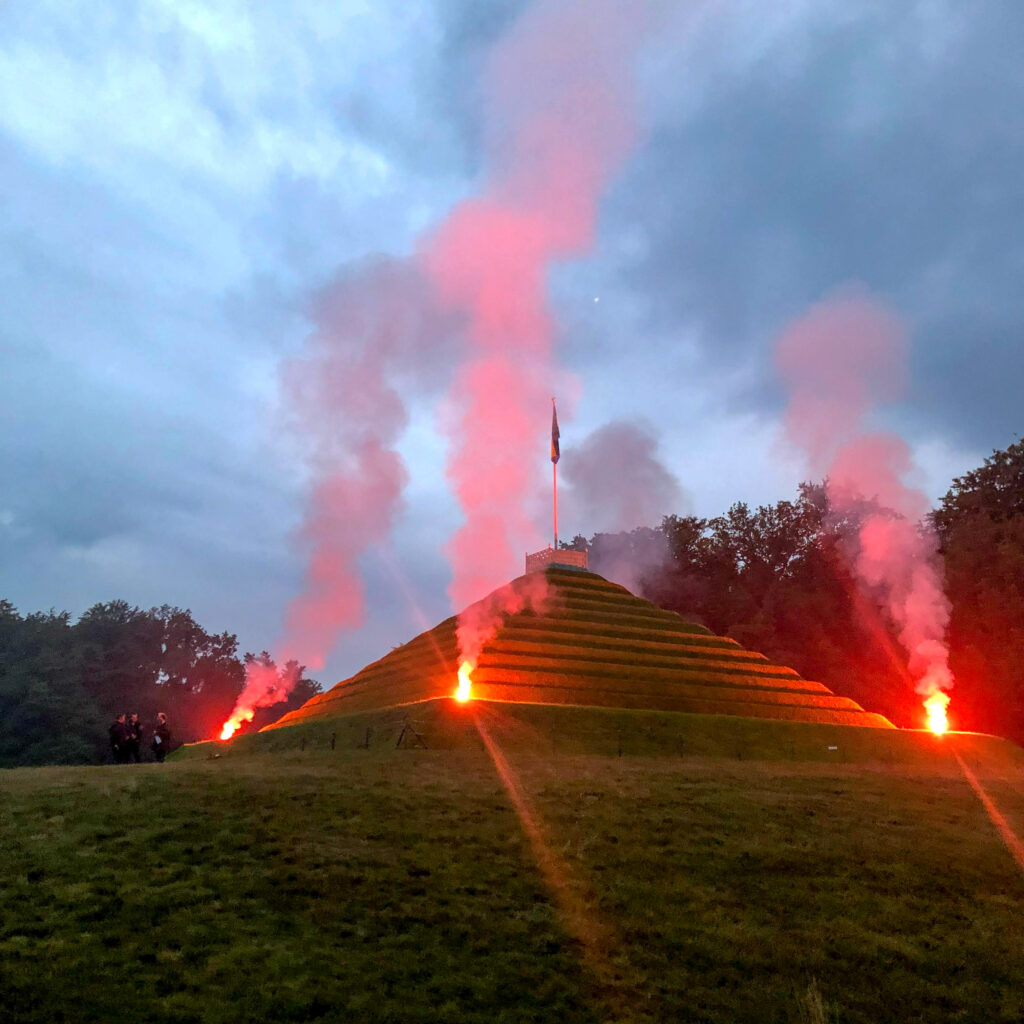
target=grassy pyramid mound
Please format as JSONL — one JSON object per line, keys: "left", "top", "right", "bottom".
{"left": 269, "top": 567, "right": 893, "bottom": 730}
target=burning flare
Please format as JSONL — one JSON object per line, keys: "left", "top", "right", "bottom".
{"left": 220, "top": 710, "right": 253, "bottom": 741}
{"left": 218, "top": 659, "right": 296, "bottom": 742}
{"left": 455, "top": 661, "right": 473, "bottom": 702}
{"left": 924, "top": 691, "right": 950, "bottom": 735}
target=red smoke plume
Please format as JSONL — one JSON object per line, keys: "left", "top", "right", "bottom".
{"left": 457, "top": 571, "right": 554, "bottom": 675}
{"left": 220, "top": 262, "right": 446, "bottom": 738}
{"left": 223, "top": 1, "right": 661, "bottom": 732}
{"left": 220, "top": 659, "right": 298, "bottom": 740}
{"left": 423, "top": 0, "right": 657, "bottom": 666}
{"left": 775, "top": 291, "right": 954, "bottom": 729}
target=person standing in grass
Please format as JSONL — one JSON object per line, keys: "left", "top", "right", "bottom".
{"left": 126, "top": 713, "right": 143, "bottom": 763}
{"left": 109, "top": 714, "right": 129, "bottom": 764}
{"left": 151, "top": 713, "right": 171, "bottom": 763}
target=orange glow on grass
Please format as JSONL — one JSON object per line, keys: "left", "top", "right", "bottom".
{"left": 455, "top": 661, "right": 473, "bottom": 702}
{"left": 924, "top": 691, "right": 950, "bottom": 734}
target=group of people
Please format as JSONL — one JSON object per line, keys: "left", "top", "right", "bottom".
{"left": 109, "top": 712, "right": 171, "bottom": 764}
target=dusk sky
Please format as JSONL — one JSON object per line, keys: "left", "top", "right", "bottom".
{"left": 2, "top": 1, "right": 1021, "bottom": 688}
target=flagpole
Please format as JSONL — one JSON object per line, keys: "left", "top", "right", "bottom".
{"left": 551, "top": 396, "right": 560, "bottom": 550}
{"left": 553, "top": 458, "right": 558, "bottom": 549}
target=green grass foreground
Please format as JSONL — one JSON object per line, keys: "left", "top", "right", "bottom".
{"left": 2, "top": 704, "right": 1024, "bottom": 1023}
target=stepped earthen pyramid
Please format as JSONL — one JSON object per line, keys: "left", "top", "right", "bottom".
{"left": 268, "top": 566, "right": 892, "bottom": 730}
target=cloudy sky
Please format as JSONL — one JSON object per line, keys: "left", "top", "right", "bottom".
{"left": 2, "top": 0, "right": 1020, "bottom": 686}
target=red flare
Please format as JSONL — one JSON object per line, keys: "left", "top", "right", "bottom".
{"left": 924, "top": 691, "right": 950, "bottom": 735}
{"left": 455, "top": 661, "right": 473, "bottom": 702}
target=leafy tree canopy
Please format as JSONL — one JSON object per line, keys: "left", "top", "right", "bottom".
{"left": 0, "top": 603, "right": 318, "bottom": 766}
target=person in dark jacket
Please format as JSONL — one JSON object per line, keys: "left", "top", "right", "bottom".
{"left": 126, "top": 713, "right": 143, "bottom": 763}
{"left": 109, "top": 714, "right": 129, "bottom": 764}
{"left": 151, "top": 712, "right": 171, "bottom": 763}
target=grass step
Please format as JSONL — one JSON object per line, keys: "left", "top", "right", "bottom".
{"left": 475, "top": 653, "right": 808, "bottom": 687}
{"left": 502, "top": 616, "right": 753, "bottom": 649}
{"left": 468, "top": 682, "right": 889, "bottom": 726}
{"left": 481, "top": 639, "right": 794, "bottom": 674}
{"left": 490, "top": 634, "right": 771, "bottom": 666}
{"left": 471, "top": 669, "right": 860, "bottom": 707}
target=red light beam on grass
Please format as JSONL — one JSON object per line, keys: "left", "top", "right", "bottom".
{"left": 471, "top": 709, "right": 625, "bottom": 1010}
{"left": 954, "top": 750, "right": 1024, "bottom": 873}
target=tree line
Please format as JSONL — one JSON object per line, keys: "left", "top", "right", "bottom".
{"left": 0, "top": 601, "right": 320, "bottom": 767}
{"left": 570, "top": 437, "right": 1024, "bottom": 744}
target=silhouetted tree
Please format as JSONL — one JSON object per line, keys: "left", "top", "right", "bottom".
{"left": 933, "top": 438, "right": 1024, "bottom": 741}
{"left": 0, "top": 604, "right": 104, "bottom": 766}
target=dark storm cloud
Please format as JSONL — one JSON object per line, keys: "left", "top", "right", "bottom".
{"left": 0, "top": 329, "right": 276, "bottom": 558}
{"left": 610, "top": 2, "right": 1024, "bottom": 449}
{"left": 910, "top": 316, "right": 1024, "bottom": 448}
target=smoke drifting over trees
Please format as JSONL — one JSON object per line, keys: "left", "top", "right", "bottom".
{"left": 562, "top": 420, "right": 686, "bottom": 592}
{"left": 564, "top": 421, "right": 686, "bottom": 535}
{"left": 774, "top": 291, "right": 954, "bottom": 723}
{"left": 572, "top": 434, "right": 1022, "bottom": 743}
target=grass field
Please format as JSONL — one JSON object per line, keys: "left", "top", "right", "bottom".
{"left": 3, "top": 702, "right": 1024, "bottom": 1023}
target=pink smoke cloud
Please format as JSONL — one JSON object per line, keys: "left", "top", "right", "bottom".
{"left": 221, "top": 261, "right": 452, "bottom": 736}
{"left": 776, "top": 293, "right": 905, "bottom": 471}
{"left": 457, "top": 570, "right": 554, "bottom": 673}
{"left": 219, "top": 659, "right": 299, "bottom": 740}
{"left": 775, "top": 290, "right": 954, "bottom": 727}
{"left": 423, "top": 0, "right": 659, "bottom": 672}
{"left": 279, "top": 439, "right": 407, "bottom": 670}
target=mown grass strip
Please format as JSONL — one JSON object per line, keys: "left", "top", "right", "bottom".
{"left": 475, "top": 651, "right": 808, "bottom": 684}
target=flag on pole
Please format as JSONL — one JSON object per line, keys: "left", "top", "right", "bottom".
{"left": 550, "top": 399, "right": 560, "bottom": 464}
